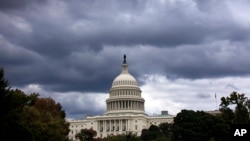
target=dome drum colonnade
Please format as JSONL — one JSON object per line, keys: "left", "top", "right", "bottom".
{"left": 106, "top": 99, "right": 145, "bottom": 111}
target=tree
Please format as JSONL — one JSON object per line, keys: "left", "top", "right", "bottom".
{"left": 0, "top": 68, "right": 10, "bottom": 132}
{"left": 141, "top": 125, "right": 161, "bottom": 141}
{"left": 0, "top": 67, "right": 70, "bottom": 141}
{"left": 0, "top": 71, "right": 38, "bottom": 140}
{"left": 171, "top": 110, "right": 229, "bottom": 141}
{"left": 20, "top": 97, "right": 70, "bottom": 141}
{"left": 220, "top": 91, "right": 250, "bottom": 124}
{"left": 0, "top": 68, "right": 9, "bottom": 94}
{"left": 75, "top": 128, "right": 97, "bottom": 141}
{"left": 159, "top": 122, "right": 172, "bottom": 140}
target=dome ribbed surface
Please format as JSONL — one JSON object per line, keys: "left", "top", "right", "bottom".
{"left": 112, "top": 73, "right": 138, "bottom": 86}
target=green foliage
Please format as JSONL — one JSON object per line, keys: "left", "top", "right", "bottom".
{"left": 106, "top": 133, "right": 140, "bottom": 141}
{"left": 20, "top": 97, "right": 70, "bottom": 141}
{"left": 0, "top": 68, "right": 9, "bottom": 93}
{"left": 159, "top": 122, "right": 172, "bottom": 139}
{"left": 171, "top": 110, "right": 229, "bottom": 141}
{"left": 220, "top": 91, "right": 250, "bottom": 124}
{"left": 141, "top": 125, "right": 160, "bottom": 141}
{"left": 0, "top": 68, "right": 70, "bottom": 141}
{"left": 141, "top": 123, "right": 172, "bottom": 141}
{"left": 75, "top": 128, "right": 97, "bottom": 141}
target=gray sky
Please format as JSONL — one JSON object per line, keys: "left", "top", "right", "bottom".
{"left": 1, "top": 0, "right": 250, "bottom": 119}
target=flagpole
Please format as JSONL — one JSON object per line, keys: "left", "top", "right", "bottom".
{"left": 215, "top": 93, "right": 217, "bottom": 110}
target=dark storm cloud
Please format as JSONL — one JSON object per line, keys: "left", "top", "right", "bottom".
{"left": 63, "top": 100, "right": 105, "bottom": 119}
{"left": 51, "top": 92, "right": 107, "bottom": 119}
{"left": 1, "top": 0, "right": 250, "bottom": 93}
{"left": 1, "top": 0, "right": 248, "bottom": 55}
{"left": 0, "top": 0, "right": 35, "bottom": 10}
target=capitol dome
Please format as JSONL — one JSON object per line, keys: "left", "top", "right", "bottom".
{"left": 105, "top": 55, "right": 145, "bottom": 115}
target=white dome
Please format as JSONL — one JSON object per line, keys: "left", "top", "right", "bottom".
{"left": 112, "top": 73, "right": 138, "bottom": 86}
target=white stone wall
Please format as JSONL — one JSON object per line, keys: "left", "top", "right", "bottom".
{"left": 68, "top": 114, "right": 174, "bottom": 140}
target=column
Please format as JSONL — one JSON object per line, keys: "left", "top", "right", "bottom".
{"left": 119, "top": 120, "right": 121, "bottom": 131}
{"left": 104, "top": 120, "right": 106, "bottom": 132}
{"left": 125, "top": 119, "right": 126, "bottom": 131}
{"left": 121, "top": 101, "right": 123, "bottom": 109}
{"left": 125, "top": 101, "right": 126, "bottom": 109}
{"left": 126, "top": 100, "right": 128, "bottom": 109}
{"left": 129, "top": 100, "right": 131, "bottom": 109}
{"left": 115, "top": 120, "right": 117, "bottom": 131}
{"left": 127, "top": 100, "right": 129, "bottom": 109}
{"left": 130, "top": 100, "right": 133, "bottom": 109}
{"left": 111, "top": 120, "right": 113, "bottom": 131}
{"left": 109, "top": 120, "right": 111, "bottom": 132}
{"left": 127, "top": 119, "right": 128, "bottom": 131}
{"left": 128, "top": 100, "right": 130, "bottom": 109}
{"left": 106, "top": 120, "right": 108, "bottom": 132}
{"left": 97, "top": 120, "right": 99, "bottom": 131}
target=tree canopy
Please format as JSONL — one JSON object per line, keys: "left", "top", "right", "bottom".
{"left": 171, "top": 110, "right": 229, "bottom": 141}
{"left": 0, "top": 67, "right": 70, "bottom": 141}
{"left": 75, "top": 128, "right": 97, "bottom": 141}
{"left": 220, "top": 91, "right": 250, "bottom": 124}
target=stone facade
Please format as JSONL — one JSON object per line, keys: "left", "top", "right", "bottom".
{"left": 68, "top": 55, "right": 174, "bottom": 140}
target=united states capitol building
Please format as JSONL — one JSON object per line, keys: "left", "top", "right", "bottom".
{"left": 68, "top": 55, "right": 175, "bottom": 140}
